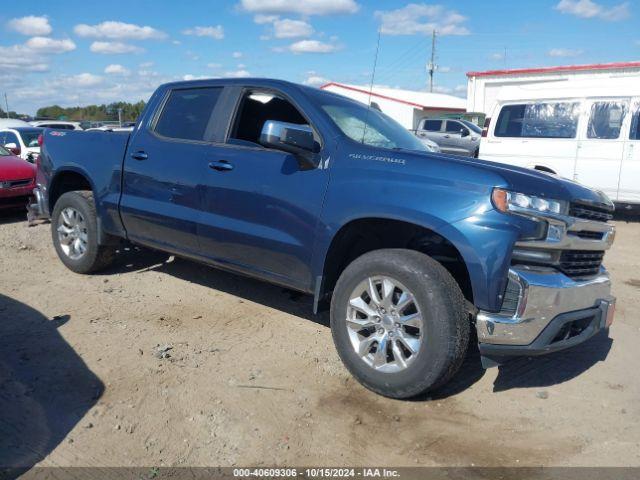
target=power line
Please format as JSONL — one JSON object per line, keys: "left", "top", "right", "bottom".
{"left": 428, "top": 30, "right": 437, "bottom": 92}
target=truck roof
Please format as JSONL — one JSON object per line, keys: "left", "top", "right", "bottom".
{"left": 157, "top": 77, "right": 365, "bottom": 110}
{"left": 158, "top": 77, "right": 310, "bottom": 92}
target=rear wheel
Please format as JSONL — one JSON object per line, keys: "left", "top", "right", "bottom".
{"left": 330, "top": 249, "right": 469, "bottom": 399}
{"left": 51, "top": 191, "right": 116, "bottom": 273}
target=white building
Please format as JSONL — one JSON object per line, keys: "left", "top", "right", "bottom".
{"left": 466, "top": 61, "right": 640, "bottom": 115}
{"left": 320, "top": 82, "right": 467, "bottom": 130}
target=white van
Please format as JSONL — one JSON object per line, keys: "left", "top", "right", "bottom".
{"left": 480, "top": 77, "right": 640, "bottom": 205}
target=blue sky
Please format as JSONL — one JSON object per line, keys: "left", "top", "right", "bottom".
{"left": 1, "top": 0, "right": 638, "bottom": 115}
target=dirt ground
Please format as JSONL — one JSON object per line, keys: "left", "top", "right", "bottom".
{"left": 1, "top": 211, "right": 639, "bottom": 469}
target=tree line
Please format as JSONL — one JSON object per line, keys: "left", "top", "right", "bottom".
{"left": 35, "top": 101, "right": 147, "bottom": 122}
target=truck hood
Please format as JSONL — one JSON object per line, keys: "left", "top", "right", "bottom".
{"left": 421, "top": 152, "right": 613, "bottom": 207}
{"left": 0, "top": 155, "right": 36, "bottom": 181}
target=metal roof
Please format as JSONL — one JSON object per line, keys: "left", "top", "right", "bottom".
{"left": 467, "top": 61, "right": 640, "bottom": 78}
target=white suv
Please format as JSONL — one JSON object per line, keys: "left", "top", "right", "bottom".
{"left": 0, "top": 127, "right": 43, "bottom": 162}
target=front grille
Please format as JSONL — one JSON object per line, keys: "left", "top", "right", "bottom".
{"left": 570, "top": 203, "right": 613, "bottom": 222}
{"left": 1, "top": 179, "right": 32, "bottom": 189}
{"left": 559, "top": 250, "right": 604, "bottom": 278}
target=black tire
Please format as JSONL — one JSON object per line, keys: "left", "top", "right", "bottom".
{"left": 330, "top": 249, "right": 469, "bottom": 399}
{"left": 473, "top": 148, "right": 479, "bottom": 158}
{"left": 51, "top": 191, "right": 116, "bottom": 274}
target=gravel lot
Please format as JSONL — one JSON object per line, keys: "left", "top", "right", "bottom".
{"left": 1, "top": 211, "right": 639, "bottom": 469}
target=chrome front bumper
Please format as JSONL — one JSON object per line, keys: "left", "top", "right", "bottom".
{"left": 477, "top": 266, "right": 615, "bottom": 348}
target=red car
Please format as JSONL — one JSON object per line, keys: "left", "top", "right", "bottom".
{"left": 0, "top": 144, "right": 36, "bottom": 210}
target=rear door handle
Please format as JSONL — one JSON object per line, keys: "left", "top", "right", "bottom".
{"left": 209, "top": 160, "right": 234, "bottom": 172}
{"left": 131, "top": 151, "right": 148, "bottom": 161}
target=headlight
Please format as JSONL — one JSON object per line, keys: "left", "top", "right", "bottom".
{"left": 492, "top": 188, "right": 567, "bottom": 216}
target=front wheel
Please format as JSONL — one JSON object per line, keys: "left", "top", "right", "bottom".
{"left": 51, "top": 191, "right": 116, "bottom": 274}
{"left": 330, "top": 249, "right": 469, "bottom": 399}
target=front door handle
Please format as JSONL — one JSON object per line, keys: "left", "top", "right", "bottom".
{"left": 131, "top": 151, "right": 148, "bottom": 161}
{"left": 209, "top": 160, "right": 234, "bottom": 172}
{"left": 443, "top": 135, "right": 451, "bottom": 139}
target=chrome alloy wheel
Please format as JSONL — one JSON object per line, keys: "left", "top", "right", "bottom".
{"left": 346, "top": 276, "right": 424, "bottom": 373}
{"left": 56, "top": 207, "right": 88, "bottom": 260}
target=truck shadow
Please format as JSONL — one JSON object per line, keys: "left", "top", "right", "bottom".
{"left": 491, "top": 331, "right": 612, "bottom": 392}
{"left": 99, "top": 247, "right": 613, "bottom": 398}
{"left": 0, "top": 294, "right": 104, "bottom": 477}
{"left": 100, "top": 246, "right": 324, "bottom": 324}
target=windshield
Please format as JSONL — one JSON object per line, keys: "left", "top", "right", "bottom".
{"left": 314, "top": 92, "right": 428, "bottom": 152}
{"left": 461, "top": 120, "right": 482, "bottom": 134}
{"left": 19, "top": 129, "right": 42, "bottom": 148}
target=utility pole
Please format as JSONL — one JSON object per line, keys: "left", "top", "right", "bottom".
{"left": 3, "top": 93, "right": 9, "bottom": 118}
{"left": 428, "top": 30, "right": 437, "bottom": 93}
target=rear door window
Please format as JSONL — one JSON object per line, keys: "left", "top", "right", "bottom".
{"left": 154, "top": 87, "right": 223, "bottom": 141}
{"left": 445, "top": 121, "right": 461, "bottom": 133}
{"left": 587, "top": 101, "right": 628, "bottom": 140}
{"left": 446, "top": 120, "right": 468, "bottom": 134}
{"left": 422, "top": 119, "right": 442, "bottom": 132}
{"left": 495, "top": 102, "right": 579, "bottom": 139}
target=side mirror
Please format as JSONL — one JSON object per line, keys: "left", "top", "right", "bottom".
{"left": 460, "top": 128, "right": 470, "bottom": 137}
{"left": 260, "top": 120, "right": 319, "bottom": 169}
{"left": 4, "top": 143, "right": 20, "bottom": 156}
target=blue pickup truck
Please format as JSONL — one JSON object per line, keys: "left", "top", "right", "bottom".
{"left": 30, "top": 78, "right": 617, "bottom": 398}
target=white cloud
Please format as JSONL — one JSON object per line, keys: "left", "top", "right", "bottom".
{"left": 182, "top": 26, "right": 224, "bottom": 39}
{"left": 0, "top": 45, "right": 49, "bottom": 72}
{"left": 139, "top": 61, "right": 154, "bottom": 68}
{"left": 8, "top": 16, "right": 52, "bottom": 36}
{"left": 105, "top": 64, "right": 130, "bottom": 75}
{"left": 240, "top": 0, "right": 359, "bottom": 16}
{"left": 207, "top": 62, "right": 222, "bottom": 68}
{"left": 74, "top": 21, "right": 166, "bottom": 40}
{"left": 490, "top": 52, "right": 505, "bottom": 61}
{"left": 254, "top": 14, "right": 280, "bottom": 24}
{"left": 90, "top": 41, "right": 143, "bottom": 54}
{"left": 0, "top": 36, "right": 75, "bottom": 74}
{"left": 273, "top": 19, "right": 314, "bottom": 38}
{"left": 182, "top": 74, "right": 209, "bottom": 80}
{"left": 548, "top": 48, "right": 584, "bottom": 57}
{"left": 303, "top": 72, "right": 330, "bottom": 86}
{"left": 232, "top": 51, "right": 243, "bottom": 58}
{"left": 58, "top": 73, "right": 104, "bottom": 88}
{"left": 375, "top": 4, "right": 470, "bottom": 36}
{"left": 224, "top": 69, "right": 251, "bottom": 78}
{"left": 25, "top": 37, "right": 76, "bottom": 53}
{"left": 454, "top": 84, "right": 467, "bottom": 93}
{"left": 138, "top": 69, "right": 159, "bottom": 77}
{"left": 288, "top": 39, "right": 338, "bottom": 54}
{"left": 555, "top": 0, "right": 630, "bottom": 21}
